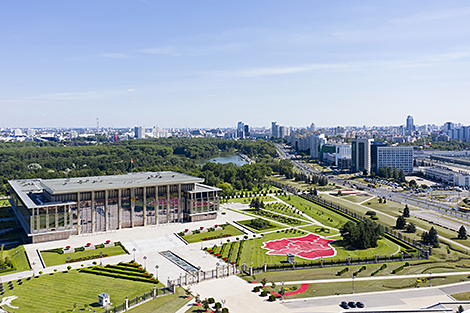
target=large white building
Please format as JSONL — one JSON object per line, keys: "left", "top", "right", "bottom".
{"left": 423, "top": 166, "right": 470, "bottom": 188}
{"left": 351, "top": 136, "right": 373, "bottom": 173}
{"left": 375, "top": 146, "right": 413, "bottom": 175}
{"left": 310, "top": 134, "right": 327, "bottom": 159}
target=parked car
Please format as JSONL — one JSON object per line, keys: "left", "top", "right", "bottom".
{"left": 356, "top": 301, "right": 365, "bottom": 308}
{"left": 340, "top": 301, "right": 349, "bottom": 309}
{"left": 348, "top": 301, "right": 356, "bottom": 308}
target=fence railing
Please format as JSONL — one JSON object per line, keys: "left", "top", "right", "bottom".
{"left": 168, "top": 263, "right": 239, "bottom": 287}
{"left": 102, "top": 286, "right": 173, "bottom": 313}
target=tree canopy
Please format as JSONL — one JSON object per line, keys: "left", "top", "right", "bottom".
{"left": 340, "top": 219, "right": 384, "bottom": 249}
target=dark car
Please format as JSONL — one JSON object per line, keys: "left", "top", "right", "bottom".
{"left": 348, "top": 301, "right": 356, "bottom": 308}
{"left": 356, "top": 301, "right": 365, "bottom": 308}
{"left": 340, "top": 301, "right": 349, "bottom": 309}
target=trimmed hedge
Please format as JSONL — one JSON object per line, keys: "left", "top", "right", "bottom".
{"left": 336, "top": 267, "right": 349, "bottom": 276}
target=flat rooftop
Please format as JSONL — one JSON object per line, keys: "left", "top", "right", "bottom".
{"left": 10, "top": 171, "right": 205, "bottom": 196}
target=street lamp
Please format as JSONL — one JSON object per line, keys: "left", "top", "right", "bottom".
{"left": 32, "top": 261, "right": 36, "bottom": 276}
{"left": 351, "top": 275, "right": 355, "bottom": 294}
{"left": 100, "top": 251, "right": 103, "bottom": 265}
{"left": 143, "top": 256, "right": 147, "bottom": 270}
{"left": 132, "top": 248, "right": 136, "bottom": 261}
{"left": 155, "top": 265, "right": 159, "bottom": 281}
{"left": 221, "top": 299, "right": 226, "bottom": 308}
{"left": 429, "top": 271, "right": 432, "bottom": 287}
{"left": 201, "top": 238, "right": 203, "bottom": 250}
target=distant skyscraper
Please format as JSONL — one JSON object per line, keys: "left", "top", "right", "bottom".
{"left": 351, "top": 136, "right": 373, "bottom": 174}
{"left": 244, "top": 124, "right": 250, "bottom": 137}
{"left": 310, "top": 123, "right": 316, "bottom": 132}
{"left": 406, "top": 115, "right": 414, "bottom": 133}
{"left": 134, "top": 126, "right": 144, "bottom": 139}
{"left": 237, "top": 121, "right": 245, "bottom": 138}
{"left": 271, "top": 121, "right": 279, "bottom": 138}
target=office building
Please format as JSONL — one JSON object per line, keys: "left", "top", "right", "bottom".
{"left": 134, "top": 126, "right": 144, "bottom": 139}
{"left": 237, "top": 121, "right": 245, "bottom": 139}
{"left": 351, "top": 136, "right": 373, "bottom": 173}
{"left": 244, "top": 124, "right": 250, "bottom": 138}
{"left": 9, "top": 171, "right": 220, "bottom": 243}
{"left": 271, "top": 122, "right": 279, "bottom": 138}
{"left": 310, "top": 134, "right": 327, "bottom": 159}
{"left": 374, "top": 146, "right": 413, "bottom": 175}
{"left": 406, "top": 115, "right": 414, "bottom": 133}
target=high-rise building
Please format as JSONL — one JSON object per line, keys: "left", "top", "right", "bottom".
{"left": 244, "top": 124, "right": 250, "bottom": 138}
{"left": 310, "top": 134, "right": 327, "bottom": 159}
{"left": 134, "top": 126, "right": 144, "bottom": 139}
{"left": 375, "top": 146, "right": 413, "bottom": 175}
{"left": 271, "top": 121, "right": 279, "bottom": 138}
{"left": 406, "top": 115, "right": 414, "bottom": 133}
{"left": 237, "top": 121, "right": 245, "bottom": 138}
{"left": 351, "top": 136, "right": 373, "bottom": 173}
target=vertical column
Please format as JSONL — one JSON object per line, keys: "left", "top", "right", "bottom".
{"left": 36, "top": 208, "right": 40, "bottom": 233}
{"left": 45, "top": 206, "right": 49, "bottom": 232}
{"left": 77, "top": 192, "right": 81, "bottom": 235}
{"left": 91, "top": 191, "right": 95, "bottom": 233}
{"left": 105, "top": 190, "right": 109, "bottom": 232}
{"left": 55, "top": 206, "right": 59, "bottom": 229}
{"left": 118, "top": 189, "right": 122, "bottom": 229}
{"left": 131, "top": 188, "right": 135, "bottom": 227}
{"left": 143, "top": 187, "right": 147, "bottom": 226}
{"left": 30, "top": 207, "right": 35, "bottom": 233}
{"left": 178, "top": 184, "right": 182, "bottom": 222}
{"left": 155, "top": 186, "right": 159, "bottom": 226}
{"left": 166, "top": 185, "right": 170, "bottom": 223}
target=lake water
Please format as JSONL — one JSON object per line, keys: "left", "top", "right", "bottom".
{"left": 195, "top": 153, "right": 248, "bottom": 166}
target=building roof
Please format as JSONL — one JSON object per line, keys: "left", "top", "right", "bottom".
{"left": 9, "top": 171, "right": 204, "bottom": 198}
{"left": 38, "top": 171, "right": 204, "bottom": 195}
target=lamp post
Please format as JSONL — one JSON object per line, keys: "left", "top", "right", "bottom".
{"left": 100, "top": 251, "right": 103, "bottom": 265}
{"left": 143, "top": 256, "right": 147, "bottom": 270}
{"left": 132, "top": 248, "right": 136, "bottom": 261}
{"left": 32, "top": 261, "right": 36, "bottom": 276}
{"left": 429, "top": 271, "right": 432, "bottom": 287}
{"left": 281, "top": 281, "right": 285, "bottom": 303}
{"left": 201, "top": 238, "right": 203, "bottom": 250}
{"left": 351, "top": 274, "right": 355, "bottom": 294}
{"left": 221, "top": 299, "right": 226, "bottom": 308}
{"left": 155, "top": 265, "right": 159, "bottom": 281}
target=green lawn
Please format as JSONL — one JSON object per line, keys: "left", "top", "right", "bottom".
{"left": 241, "top": 258, "right": 470, "bottom": 283}
{"left": 278, "top": 195, "right": 350, "bottom": 229}
{"left": 298, "top": 225, "right": 339, "bottom": 236}
{"left": 0, "top": 269, "right": 156, "bottom": 312}
{"left": 1, "top": 245, "right": 31, "bottom": 275}
{"left": 341, "top": 194, "right": 373, "bottom": 203}
{"left": 237, "top": 219, "right": 286, "bottom": 233}
{"left": 127, "top": 288, "right": 191, "bottom": 313}
{"left": 227, "top": 196, "right": 276, "bottom": 204}
{"left": 0, "top": 199, "right": 10, "bottom": 207}
{"left": 276, "top": 274, "right": 470, "bottom": 299}
{"left": 263, "top": 202, "right": 311, "bottom": 221}
{"left": 238, "top": 230, "right": 311, "bottom": 267}
{"left": 41, "top": 245, "right": 128, "bottom": 267}
{"left": 242, "top": 209, "right": 311, "bottom": 226}
{"left": 182, "top": 225, "right": 245, "bottom": 243}
{"left": 330, "top": 238, "right": 400, "bottom": 259}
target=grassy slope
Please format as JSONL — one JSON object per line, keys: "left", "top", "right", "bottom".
{"left": 1, "top": 269, "right": 155, "bottom": 312}
{"left": 41, "top": 245, "right": 128, "bottom": 267}
{"left": 128, "top": 288, "right": 191, "bottom": 313}
{"left": 182, "top": 225, "right": 245, "bottom": 244}
{"left": 1, "top": 245, "right": 31, "bottom": 275}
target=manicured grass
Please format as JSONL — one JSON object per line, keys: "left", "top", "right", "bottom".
{"left": 330, "top": 238, "right": 400, "bottom": 259}
{"left": 298, "top": 225, "right": 339, "bottom": 236}
{"left": 341, "top": 194, "right": 372, "bottom": 203}
{"left": 238, "top": 230, "right": 311, "bottom": 267}
{"left": 278, "top": 195, "right": 350, "bottom": 229}
{"left": 269, "top": 175, "right": 312, "bottom": 191}
{"left": 41, "top": 244, "right": 127, "bottom": 267}
{"left": 241, "top": 258, "right": 469, "bottom": 283}
{"left": 227, "top": 196, "right": 276, "bottom": 204}
{"left": 279, "top": 274, "right": 470, "bottom": 298}
{"left": 182, "top": 225, "right": 245, "bottom": 243}
{"left": 128, "top": 288, "right": 191, "bottom": 313}
{"left": 1, "top": 245, "right": 31, "bottom": 275}
{"left": 1, "top": 269, "right": 155, "bottom": 312}
{"left": 237, "top": 219, "right": 286, "bottom": 233}
{"left": 0, "top": 199, "right": 10, "bottom": 207}
{"left": 263, "top": 202, "right": 311, "bottom": 221}
{"left": 242, "top": 209, "right": 311, "bottom": 226}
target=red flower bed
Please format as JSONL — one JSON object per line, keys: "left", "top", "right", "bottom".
{"left": 274, "top": 284, "right": 309, "bottom": 297}
{"left": 65, "top": 246, "right": 71, "bottom": 249}
{"left": 261, "top": 234, "right": 336, "bottom": 260}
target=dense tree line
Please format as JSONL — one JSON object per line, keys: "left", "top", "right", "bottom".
{"left": 421, "top": 227, "right": 439, "bottom": 248}
{"left": 0, "top": 138, "right": 277, "bottom": 195}
{"left": 340, "top": 219, "right": 384, "bottom": 249}
{"left": 373, "top": 166, "right": 406, "bottom": 182}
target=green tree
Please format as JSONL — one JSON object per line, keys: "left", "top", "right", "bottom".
{"left": 406, "top": 223, "right": 416, "bottom": 233}
{"left": 396, "top": 216, "right": 407, "bottom": 229}
{"left": 403, "top": 205, "right": 410, "bottom": 218}
{"left": 422, "top": 227, "right": 439, "bottom": 248}
{"left": 458, "top": 225, "right": 467, "bottom": 240}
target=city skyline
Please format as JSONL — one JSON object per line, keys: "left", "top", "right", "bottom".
{"left": 1, "top": 1, "right": 470, "bottom": 128}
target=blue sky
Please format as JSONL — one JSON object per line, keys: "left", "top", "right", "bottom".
{"left": 1, "top": 1, "right": 470, "bottom": 128}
